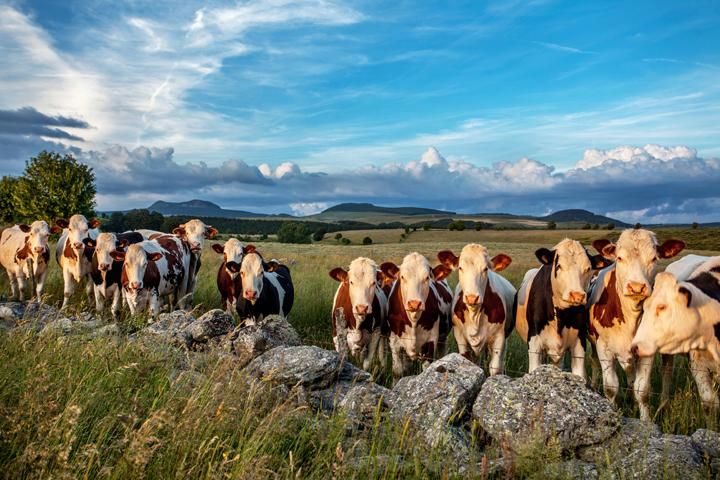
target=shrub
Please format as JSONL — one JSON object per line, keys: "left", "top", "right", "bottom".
{"left": 341, "top": 237, "right": 351, "bottom": 245}
{"left": 547, "top": 221, "right": 557, "bottom": 230}
{"left": 277, "top": 222, "right": 311, "bottom": 244}
{"left": 362, "top": 236, "right": 372, "bottom": 245}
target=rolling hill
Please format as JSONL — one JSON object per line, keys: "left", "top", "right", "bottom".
{"left": 541, "top": 209, "right": 628, "bottom": 227}
{"left": 148, "top": 200, "right": 292, "bottom": 219}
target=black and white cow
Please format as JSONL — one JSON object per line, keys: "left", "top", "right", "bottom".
{"left": 236, "top": 247, "right": 294, "bottom": 323}
{"left": 514, "top": 238, "right": 610, "bottom": 379}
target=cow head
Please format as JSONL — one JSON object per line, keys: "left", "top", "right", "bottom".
{"left": 537, "top": 238, "right": 610, "bottom": 308}
{"left": 87, "top": 233, "right": 131, "bottom": 273}
{"left": 172, "top": 219, "right": 218, "bottom": 253}
{"left": 15, "top": 220, "right": 51, "bottom": 261}
{"left": 112, "top": 243, "right": 162, "bottom": 291}
{"left": 56, "top": 215, "right": 101, "bottom": 253}
{"left": 631, "top": 272, "right": 718, "bottom": 360}
{"left": 240, "top": 251, "right": 276, "bottom": 304}
{"left": 594, "top": 229, "right": 684, "bottom": 301}
{"left": 211, "top": 238, "right": 248, "bottom": 278}
{"left": 438, "top": 244, "right": 511, "bottom": 310}
{"left": 381, "top": 252, "right": 451, "bottom": 322}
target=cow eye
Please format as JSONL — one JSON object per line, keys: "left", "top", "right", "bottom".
{"left": 350, "top": 281, "right": 354, "bottom": 285}
{"left": 425, "top": 276, "right": 429, "bottom": 282}
{"left": 617, "top": 257, "right": 623, "bottom": 262}
{"left": 458, "top": 267, "right": 463, "bottom": 271}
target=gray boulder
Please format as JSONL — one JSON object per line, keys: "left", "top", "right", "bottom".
{"left": 243, "top": 345, "right": 343, "bottom": 390}
{"left": 578, "top": 417, "right": 661, "bottom": 464}
{"left": 0, "top": 301, "right": 62, "bottom": 331}
{"left": 542, "top": 459, "right": 599, "bottom": 480}
{"left": 473, "top": 365, "right": 620, "bottom": 452}
{"left": 609, "top": 434, "right": 708, "bottom": 479}
{"left": 142, "top": 310, "right": 195, "bottom": 347}
{"left": 186, "top": 309, "right": 235, "bottom": 345}
{"left": 221, "top": 314, "right": 301, "bottom": 367}
{"left": 691, "top": 428, "right": 720, "bottom": 474}
{"left": 39, "top": 314, "right": 101, "bottom": 337}
{"left": 338, "top": 382, "right": 393, "bottom": 425}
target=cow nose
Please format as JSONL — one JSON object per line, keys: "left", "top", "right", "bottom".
{"left": 191, "top": 243, "right": 201, "bottom": 251}
{"left": 568, "top": 291, "right": 586, "bottom": 304}
{"left": 99, "top": 264, "right": 110, "bottom": 271}
{"left": 465, "top": 294, "right": 481, "bottom": 306}
{"left": 406, "top": 300, "right": 423, "bottom": 311}
{"left": 626, "top": 282, "right": 648, "bottom": 297}
{"left": 73, "top": 242, "right": 84, "bottom": 249}
{"left": 130, "top": 281, "right": 141, "bottom": 290}
{"left": 355, "top": 304, "right": 369, "bottom": 315}
{"left": 33, "top": 246, "right": 45, "bottom": 253}
{"left": 244, "top": 290, "right": 257, "bottom": 300}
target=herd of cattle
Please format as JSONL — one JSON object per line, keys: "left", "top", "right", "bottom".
{"left": 2, "top": 215, "right": 720, "bottom": 421}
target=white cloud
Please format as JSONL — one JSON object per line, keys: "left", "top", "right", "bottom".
{"left": 576, "top": 144, "right": 698, "bottom": 169}
{"left": 289, "top": 202, "right": 328, "bottom": 216}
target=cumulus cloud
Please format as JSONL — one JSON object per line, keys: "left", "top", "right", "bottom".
{"left": 576, "top": 144, "right": 698, "bottom": 169}
{"left": 289, "top": 202, "right": 329, "bottom": 216}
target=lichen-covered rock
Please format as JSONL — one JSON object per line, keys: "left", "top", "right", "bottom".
{"left": 577, "top": 417, "right": 660, "bottom": 463}
{"left": 691, "top": 428, "right": 720, "bottom": 474}
{"left": 542, "top": 459, "right": 598, "bottom": 480}
{"left": 0, "top": 301, "right": 62, "bottom": 331}
{"left": 243, "top": 345, "right": 342, "bottom": 390}
{"left": 338, "top": 382, "right": 393, "bottom": 425}
{"left": 221, "top": 314, "right": 301, "bottom": 367}
{"left": 141, "top": 310, "right": 195, "bottom": 347}
{"left": 186, "top": 309, "right": 234, "bottom": 344}
{"left": 39, "top": 317, "right": 101, "bottom": 336}
{"left": 609, "top": 434, "right": 707, "bottom": 479}
{"left": 473, "top": 365, "right": 620, "bottom": 452}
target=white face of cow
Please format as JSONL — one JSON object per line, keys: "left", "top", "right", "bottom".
{"left": 93, "top": 233, "right": 119, "bottom": 272}
{"left": 438, "top": 244, "right": 511, "bottom": 309}
{"left": 173, "top": 219, "right": 218, "bottom": 253}
{"left": 331, "top": 257, "right": 379, "bottom": 317}
{"left": 57, "top": 215, "right": 100, "bottom": 253}
{"left": 115, "top": 244, "right": 161, "bottom": 291}
{"left": 632, "top": 272, "right": 703, "bottom": 357}
{"left": 212, "top": 238, "right": 245, "bottom": 278}
{"left": 240, "top": 252, "right": 265, "bottom": 303}
{"left": 538, "top": 239, "right": 601, "bottom": 308}
{"left": 595, "top": 229, "right": 685, "bottom": 301}
{"left": 382, "top": 252, "right": 451, "bottom": 323}
{"left": 19, "top": 220, "right": 51, "bottom": 259}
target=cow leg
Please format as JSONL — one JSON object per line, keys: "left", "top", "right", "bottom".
{"left": 489, "top": 334, "right": 505, "bottom": 376}
{"left": 34, "top": 267, "right": 47, "bottom": 299}
{"left": 570, "top": 339, "right": 586, "bottom": 380}
{"left": 633, "top": 355, "right": 654, "bottom": 422}
{"left": 390, "top": 337, "right": 405, "bottom": 379}
{"left": 454, "top": 327, "right": 471, "bottom": 360}
{"left": 528, "top": 336, "right": 543, "bottom": 373}
{"left": 365, "top": 330, "right": 381, "bottom": 371}
{"left": 597, "top": 342, "right": 619, "bottom": 403}
{"left": 61, "top": 269, "right": 76, "bottom": 309}
{"left": 85, "top": 277, "right": 94, "bottom": 302}
{"left": 377, "top": 335, "right": 388, "bottom": 369}
{"left": 94, "top": 286, "right": 105, "bottom": 313}
{"left": 660, "top": 354, "right": 674, "bottom": 406}
{"left": 111, "top": 286, "right": 122, "bottom": 319}
{"left": 149, "top": 291, "right": 160, "bottom": 320}
{"left": 15, "top": 271, "right": 26, "bottom": 302}
{"left": 690, "top": 351, "right": 720, "bottom": 413}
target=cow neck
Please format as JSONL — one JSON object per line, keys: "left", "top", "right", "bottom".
{"left": 388, "top": 280, "right": 441, "bottom": 335}
{"left": 455, "top": 278, "right": 505, "bottom": 326}
{"left": 607, "top": 267, "right": 644, "bottom": 332}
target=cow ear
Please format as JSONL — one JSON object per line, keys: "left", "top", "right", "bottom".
{"left": 678, "top": 286, "right": 692, "bottom": 307}
{"left": 50, "top": 225, "right": 63, "bottom": 234}
{"left": 590, "top": 254, "right": 611, "bottom": 270}
{"left": 55, "top": 218, "right": 69, "bottom": 229}
{"left": 110, "top": 250, "right": 125, "bottom": 261}
{"left": 592, "top": 239, "right": 612, "bottom": 255}
{"left": 329, "top": 267, "right": 348, "bottom": 282}
{"left": 657, "top": 239, "right": 685, "bottom": 259}
{"left": 205, "top": 226, "right": 218, "bottom": 239}
{"left": 147, "top": 252, "right": 163, "bottom": 262}
{"left": 437, "top": 250, "right": 459, "bottom": 269}
{"left": 116, "top": 239, "right": 129, "bottom": 249}
{"left": 600, "top": 243, "right": 617, "bottom": 260}
{"left": 432, "top": 264, "right": 452, "bottom": 281}
{"left": 172, "top": 227, "right": 186, "bottom": 237}
{"left": 212, "top": 243, "right": 224, "bottom": 254}
{"left": 84, "top": 238, "right": 96, "bottom": 248}
{"left": 266, "top": 261, "right": 279, "bottom": 272}
{"left": 491, "top": 254, "right": 512, "bottom": 272}
{"left": 88, "top": 218, "right": 101, "bottom": 229}
{"left": 244, "top": 244, "right": 257, "bottom": 254}
{"left": 380, "top": 262, "right": 399, "bottom": 280}
{"left": 18, "top": 224, "right": 31, "bottom": 233}
{"left": 535, "top": 248, "right": 555, "bottom": 265}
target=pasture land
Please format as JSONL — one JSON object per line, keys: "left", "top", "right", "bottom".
{"left": 1, "top": 227, "right": 719, "bottom": 478}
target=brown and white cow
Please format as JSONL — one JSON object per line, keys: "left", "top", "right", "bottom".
{"left": 171, "top": 219, "right": 218, "bottom": 306}
{"left": 514, "top": 239, "right": 611, "bottom": 379}
{"left": 55, "top": 215, "right": 101, "bottom": 309}
{"left": 381, "top": 252, "right": 453, "bottom": 378}
{"left": 85, "top": 231, "right": 144, "bottom": 318}
{"left": 632, "top": 264, "right": 720, "bottom": 410}
{"left": 212, "top": 238, "right": 246, "bottom": 313}
{"left": 0, "top": 221, "right": 53, "bottom": 300}
{"left": 111, "top": 235, "right": 190, "bottom": 318}
{"left": 588, "top": 229, "right": 684, "bottom": 421}
{"left": 329, "top": 257, "right": 389, "bottom": 370}
{"left": 437, "top": 245, "right": 516, "bottom": 375}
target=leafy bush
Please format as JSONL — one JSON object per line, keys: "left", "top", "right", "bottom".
{"left": 362, "top": 236, "right": 372, "bottom": 245}
{"left": 311, "top": 227, "right": 327, "bottom": 242}
{"left": 277, "top": 222, "right": 311, "bottom": 244}
{"left": 547, "top": 221, "right": 556, "bottom": 230}
{"left": 341, "top": 237, "right": 351, "bottom": 245}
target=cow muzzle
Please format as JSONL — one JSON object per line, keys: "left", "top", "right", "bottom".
{"left": 244, "top": 290, "right": 258, "bottom": 303}
{"left": 355, "top": 304, "right": 370, "bottom": 316}
{"left": 566, "top": 291, "right": 587, "bottom": 305}
{"left": 464, "top": 294, "right": 481, "bottom": 308}
{"left": 190, "top": 244, "right": 202, "bottom": 252}
{"left": 99, "top": 263, "right": 111, "bottom": 272}
{"left": 73, "top": 242, "right": 84, "bottom": 249}
{"left": 406, "top": 299, "right": 423, "bottom": 312}
{"left": 625, "top": 282, "right": 649, "bottom": 299}
{"left": 129, "top": 281, "right": 142, "bottom": 290}
{"left": 33, "top": 246, "right": 46, "bottom": 254}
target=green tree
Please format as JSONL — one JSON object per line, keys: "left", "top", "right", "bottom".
{"left": 124, "top": 209, "right": 164, "bottom": 230}
{"left": 634, "top": 222, "right": 641, "bottom": 229}
{"left": 606, "top": 223, "right": 615, "bottom": 230}
{"left": 404, "top": 226, "right": 410, "bottom": 234}
{"left": 334, "top": 233, "right": 343, "bottom": 242}
{"left": 277, "top": 222, "right": 311, "bottom": 244}
{"left": 341, "top": 237, "right": 351, "bottom": 245}
{"left": 547, "top": 221, "right": 557, "bottom": 230}
{"left": 362, "top": 236, "right": 372, "bottom": 245}
{"left": 692, "top": 222, "right": 699, "bottom": 229}
{"left": 475, "top": 222, "right": 483, "bottom": 231}
{"left": 104, "top": 211, "right": 127, "bottom": 232}
{"left": 593, "top": 224, "right": 599, "bottom": 230}
{"left": 12, "top": 151, "right": 96, "bottom": 221}
{"left": 0, "top": 176, "right": 18, "bottom": 224}
{"left": 312, "top": 227, "right": 327, "bottom": 242}
{"left": 582, "top": 223, "right": 592, "bottom": 230}
{"left": 422, "top": 223, "right": 430, "bottom": 231}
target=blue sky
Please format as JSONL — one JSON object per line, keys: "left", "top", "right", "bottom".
{"left": 1, "top": 0, "right": 719, "bottom": 222}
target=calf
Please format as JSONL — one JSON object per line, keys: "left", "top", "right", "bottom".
{"left": 329, "top": 257, "right": 389, "bottom": 370}
{"left": 514, "top": 239, "right": 610, "bottom": 379}
{"left": 632, "top": 265, "right": 720, "bottom": 410}
{"left": 380, "top": 252, "right": 453, "bottom": 378}
{"left": 54, "top": 215, "right": 101, "bottom": 309}
{"left": 112, "top": 235, "right": 190, "bottom": 318}
{"left": 588, "top": 229, "right": 684, "bottom": 421}
{"left": 171, "top": 219, "right": 218, "bottom": 306}
{"left": 85, "top": 232, "right": 143, "bottom": 317}
{"left": 437, "top": 245, "right": 515, "bottom": 375}
{"left": 237, "top": 248, "right": 294, "bottom": 323}
{"left": 0, "top": 221, "right": 53, "bottom": 300}
{"left": 211, "top": 238, "right": 246, "bottom": 313}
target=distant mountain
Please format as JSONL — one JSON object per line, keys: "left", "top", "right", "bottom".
{"left": 148, "top": 199, "right": 271, "bottom": 218}
{"left": 541, "top": 209, "right": 628, "bottom": 226}
{"left": 321, "top": 202, "right": 455, "bottom": 216}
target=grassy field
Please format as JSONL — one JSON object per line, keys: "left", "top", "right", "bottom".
{"left": 1, "top": 227, "right": 719, "bottom": 478}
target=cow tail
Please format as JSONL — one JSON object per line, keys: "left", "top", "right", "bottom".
{"left": 505, "top": 291, "right": 518, "bottom": 339}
